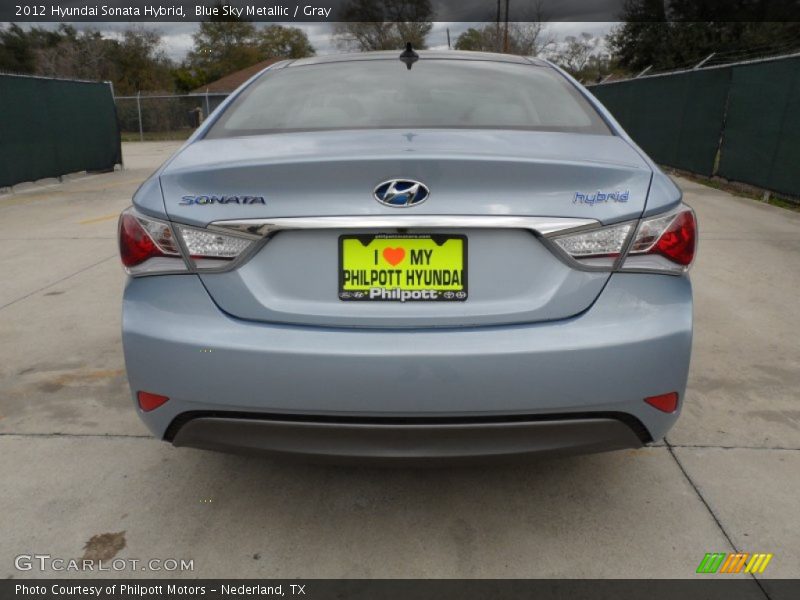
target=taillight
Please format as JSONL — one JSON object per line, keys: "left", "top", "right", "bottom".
{"left": 175, "top": 224, "right": 254, "bottom": 270}
{"left": 118, "top": 208, "right": 185, "bottom": 275}
{"left": 622, "top": 206, "right": 697, "bottom": 273}
{"left": 118, "top": 207, "right": 253, "bottom": 275}
{"left": 551, "top": 222, "right": 633, "bottom": 268}
{"left": 549, "top": 204, "right": 696, "bottom": 274}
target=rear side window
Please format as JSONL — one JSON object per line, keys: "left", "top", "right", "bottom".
{"left": 206, "top": 59, "right": 611, "bottom": 137}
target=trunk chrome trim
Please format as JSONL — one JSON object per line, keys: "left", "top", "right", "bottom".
{"left": 207, "top": 215, "right": 600, "bottom": 238}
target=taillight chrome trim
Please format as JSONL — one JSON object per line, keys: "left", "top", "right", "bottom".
{"left": 203, "top": 216, "right": 604, "bottom": 276}
{"left": 186, "top": 216, "right": 605, "bottom": 276}
{"left": 207, "top": 215, "right": 601, "bottom": 238}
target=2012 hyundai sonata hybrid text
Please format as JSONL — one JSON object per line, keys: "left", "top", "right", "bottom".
{"left": 118, "top": 49, "right": 697, "bottom": 462}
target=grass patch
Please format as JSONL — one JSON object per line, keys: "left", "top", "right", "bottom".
{"left": 120, "top": 130, "right": 193, "bottom": 142}
{"left": 665, "top": 168, "right": 800, "bottom": 213}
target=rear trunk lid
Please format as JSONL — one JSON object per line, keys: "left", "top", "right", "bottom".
{"left": 157, "top": 129, "right": 652, "bottom": 328}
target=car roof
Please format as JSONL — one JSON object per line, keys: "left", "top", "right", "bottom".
{"left": 285, "top": 50, "right": 550, "bottom": 68}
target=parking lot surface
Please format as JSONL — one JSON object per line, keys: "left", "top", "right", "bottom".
{"left": 1, "top": 143, "right": 798, "bottom": 584}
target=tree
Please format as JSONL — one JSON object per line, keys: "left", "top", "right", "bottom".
{"left": 607, "top": 0, "right": 800, "bottom": 73}
{"left": 605, "top": 0, "right": 676, "bottom": 73}
{"left": 555, "top": 33, "right": 601, "bottom": 74}
{"left": 34, "top": 26, "right": 115, "bottom": 82}
{"left": 333, "top": 0, "right": 433, "bottom": 51}
{"left": 172, "top": 65, "right": 206, "bottom": 93}
{"left": 454, "top": 22, "right": 554, "bottom": 56}
{"left": 188, "top": 17, "right": 259, "bottom": 83}
{"left": 30, "top": 26, "right": 173, "bottom": 93}
{"left": 186, "top": 8, "right": 315, "bottom": 87}
{"left": 256, "top": 24, "right": 315, "bottom": 59}
{"left": 549, "top": 32, "right": 613, "bottom": 83}
{"left": 0, "top": 23, "right": 176, "bottom": 92}
{"left": 0, "top": 23, "right": 188, "bottom": 95}
{"left": 109, "top": 28, "right": 174, "bottom": 94}
{"left": 0, "top": 24, "right": 63, "bottom": 74}
{"left": 453, "top": 27, "right": 485, "bottom": 52}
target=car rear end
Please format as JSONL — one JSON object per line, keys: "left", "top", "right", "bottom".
{"left": 119, "top": 52, "right": 696, "bottom": 463}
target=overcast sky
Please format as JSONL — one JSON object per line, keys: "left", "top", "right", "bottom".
{"left": 5, "top": 21, "right": 617, "bottom": 60}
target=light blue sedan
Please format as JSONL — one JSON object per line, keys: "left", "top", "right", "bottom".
{"left": 118, "top": 50, "right": 697, "bottom": 463}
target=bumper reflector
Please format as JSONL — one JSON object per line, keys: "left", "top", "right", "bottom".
{"left": 644, "top": 392, "right": 679, "bottom": 413}
{"left": 137, "top": 391, "right": 170, "bottom": 412}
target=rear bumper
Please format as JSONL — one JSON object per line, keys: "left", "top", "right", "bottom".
{"left": 122, "top": 272, "right": 693, "bottom": 457}
{"left": 168, "top": 414, "right": 645, "bottom": 464}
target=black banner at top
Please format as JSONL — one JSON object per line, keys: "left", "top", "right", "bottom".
{"left": 4, "top": 0, "right": 800, "bottom": 23}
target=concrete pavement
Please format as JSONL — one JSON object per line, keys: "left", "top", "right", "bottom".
{"left": 0, "top": 143, "right": 798, "bottom": 583}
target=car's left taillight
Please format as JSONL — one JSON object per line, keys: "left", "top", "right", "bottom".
{"left": 118, "top": 207, "right": 254, "bottom": 276}
{"left": 118, "top": 208, "right": 186, "bottom": 275}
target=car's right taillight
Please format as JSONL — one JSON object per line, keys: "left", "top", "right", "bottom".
{"left": 621, "top": 205, "right": 697, "bottom": 273}
{"left": 549, "top": 204, "right": 697, "bottom": 274}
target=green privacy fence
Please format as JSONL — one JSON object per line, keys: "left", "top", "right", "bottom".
{"left": 0, "top": 74, "right": 122, "bottom": 188}
{"left": 590, "top": 69, "right": 731, "bottom": 176}
{"left": 589, "top": 55, "right": 800, "bottom": 198}
{"left": 717, "top": 58, "right": 800, "bottom": 195}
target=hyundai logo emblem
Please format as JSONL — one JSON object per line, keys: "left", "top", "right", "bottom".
{"left": 373, "top": 179, "right": 430, "bottom": 207}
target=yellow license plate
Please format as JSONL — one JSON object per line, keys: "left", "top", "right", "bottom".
{"left": 339, "top": 234, "right": 467, "bottom": 301}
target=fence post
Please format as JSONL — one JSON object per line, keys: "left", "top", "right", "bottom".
{"left": 136, "top": 90, "right": 144, "bottom": 142}
{"left": 106, "top": 81, "right": 124, "bottom": 169}
{"left": 693, "top": 53, "right": 716, "bottom": 70}
{"left": 204, "top": 88, "right": 210, "bottom": 122}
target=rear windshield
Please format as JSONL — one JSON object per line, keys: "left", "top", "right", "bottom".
{"left": 205, "top": 59, "right": 611, "bottom": 137}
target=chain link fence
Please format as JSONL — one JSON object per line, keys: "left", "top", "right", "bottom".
{"left": 114, "top": 92, "right": 229, "bottom": 141}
